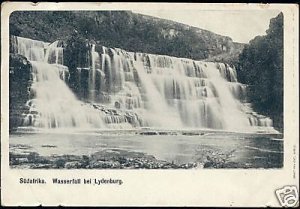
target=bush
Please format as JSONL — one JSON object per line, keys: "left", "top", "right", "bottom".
{"left": 237, "top": 13, "right": 283, "bottom": 131}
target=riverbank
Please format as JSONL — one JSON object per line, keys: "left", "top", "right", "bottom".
{"left": 9, "top": 131, "right": 283, "bottom": 169}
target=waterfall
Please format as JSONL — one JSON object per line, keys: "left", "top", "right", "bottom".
{"left": 11, "top": 36, "right": 275, "bottom": 132}
{"left": 13, "top": 36, "right": 106, "bottom": 129}
{"left": 134, "top": 54, "right": 183, "bottom": 128}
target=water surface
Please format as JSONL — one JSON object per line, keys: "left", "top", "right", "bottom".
{"left": 9, "top": 131, "right": 283, "bottom": 169}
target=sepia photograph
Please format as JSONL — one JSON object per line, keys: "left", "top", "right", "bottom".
{"left": 1, "top": 2, "right": 298, "bottom": 207}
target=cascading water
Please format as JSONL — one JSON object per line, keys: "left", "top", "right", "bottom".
{"left": 88, "top": 45, "right": 274, "bottom": 131}
{"left": 12, "top": 36, "right": 106, "bottom": 129}
{"left": 11, "top": 36, "right": 275, "bottom": 132}
{"left": 133, "top": 57, "right": 183, "bottom": 128}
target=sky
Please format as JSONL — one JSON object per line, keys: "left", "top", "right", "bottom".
{"left": 131, "top": 10, "right": 281, "bottom": 43}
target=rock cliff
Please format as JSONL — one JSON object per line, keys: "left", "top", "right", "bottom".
{"left": 10, "top": 11, "right": 243, "bottom": 61}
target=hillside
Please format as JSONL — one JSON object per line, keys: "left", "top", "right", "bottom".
{"left": 9, "top": 11, "right": 243, "bottom": 60}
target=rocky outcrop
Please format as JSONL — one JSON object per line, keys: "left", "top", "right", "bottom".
{"left": 204, "top": 42, "right": 245, "bottom": 66}
{"left": 9, "top": 11, "right": 243, "bottom": 61}
{"left": 9, "top": 53, "right": 32, "bottom": 131}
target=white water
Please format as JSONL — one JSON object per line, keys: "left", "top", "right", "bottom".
{"left": 133, "top": 57, "right": 183, "bottom": 128}
{"left": 12, "top": 36, "right": 275, "bottom": 132}
{"left": 14, "top": 36, "right": 106, "bottom": 129}
{"left": 95, "top": 47, "right": 274, "bottom": 132}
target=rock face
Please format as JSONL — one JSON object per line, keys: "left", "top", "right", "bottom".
{"left": 9, "top": 53, "right": 32, "bottom": 131}
{"left": 9, "top": 11, "right": 244, "bottom": 61}
{"left": 204, "top": 42, "right": 245, "bottom": 66}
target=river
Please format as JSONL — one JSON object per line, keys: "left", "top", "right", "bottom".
{"left": 9, "top": 130, "right": 283, "bottom": 169}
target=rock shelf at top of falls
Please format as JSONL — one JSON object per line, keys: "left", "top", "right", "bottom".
{"left": 9, "top": 35, "right": 277, "bottom": 133}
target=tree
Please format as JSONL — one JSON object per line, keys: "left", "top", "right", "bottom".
{"left": 237, "top": 12, "right": 283, "bottom": 131}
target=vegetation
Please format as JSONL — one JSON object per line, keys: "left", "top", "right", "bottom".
{"left": 237, "top": 13, "right": 283, "bottom": 131}
{"left": 10, "top": 11, "right": 240, "bottom": 60}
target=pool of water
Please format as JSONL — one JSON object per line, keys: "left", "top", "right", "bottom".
{"left": 9, "top": 130, "right": 283, "bottom": 169}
